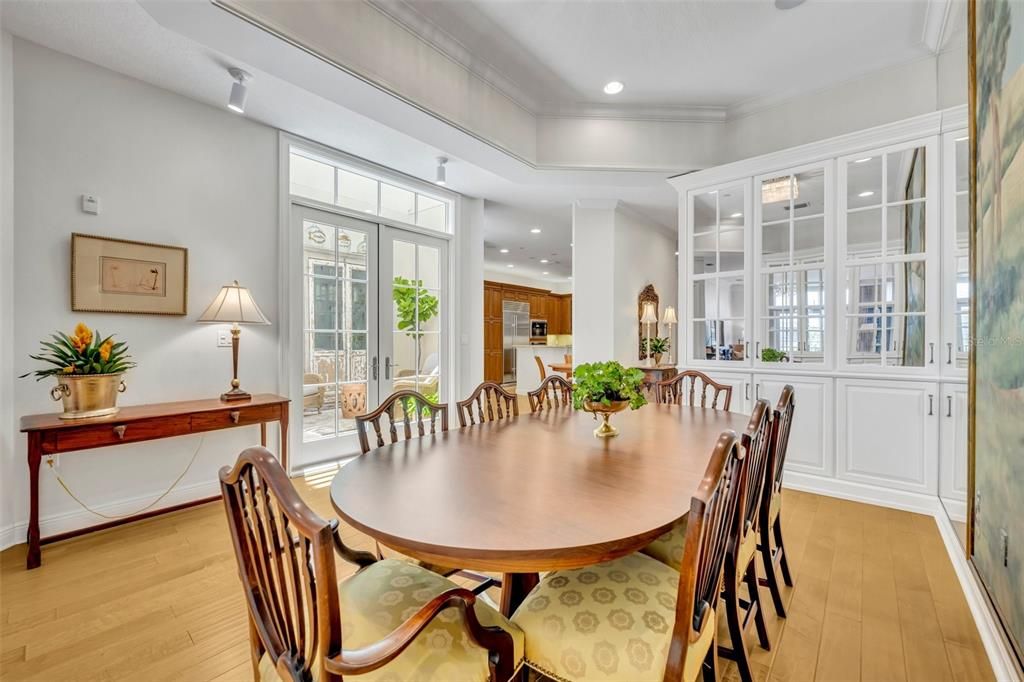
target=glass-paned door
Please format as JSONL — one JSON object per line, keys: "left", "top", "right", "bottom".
{"left": 688, "top": 184, "right": 750, "bottom": 364}
{"left": 379, "top": 227, "right": 448, "bottom": 403}
{"left": 943, "top": 131, "right": 970, "bottom": 373}
{"left": 838, "top": 140, "right": 938, "bottom": 371}
{"left": 295, "top": 206, "right": 378, "bottom": 461}
{"left": 755, "top": 164, "right": 830, "bottom": 365}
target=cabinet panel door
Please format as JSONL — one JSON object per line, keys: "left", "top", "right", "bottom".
{"left": 939, "top": 382, "right": 968, "bottom": 505}
{"left": 836, "top": 378, "right": 938, "bottom": 493}
{"left": 484, "top": 286, "right": 502, "bottom": 319}
{"left": 756, "top": 375, "right": 834, "bottom": 477}
{"left": 703, "top": 371, "right": 752, "bottom": 414}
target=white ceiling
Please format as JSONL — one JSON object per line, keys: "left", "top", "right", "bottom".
{"left": 383, "top": 0, "right": 966, "bottom": 116}
{"left": 483, "top": 201, "right": 573, "bottom": 283}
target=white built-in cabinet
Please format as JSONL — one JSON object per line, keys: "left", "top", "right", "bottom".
{"left": 671, "top": 108, "right": 969, "bottom": 517}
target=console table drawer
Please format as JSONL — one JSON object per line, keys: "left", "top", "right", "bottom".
{"left": 55, "top": 416, "right": 192, "bottom": 451}
{"left": 191, "top": 404, "right": 282, "bottom": 433}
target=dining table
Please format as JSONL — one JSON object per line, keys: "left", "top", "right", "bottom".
{"left": 547, "top": 362, "right": 573, "bottom": 378}
{"left": 330, "top": 403, "right": 751, "bottom": 617}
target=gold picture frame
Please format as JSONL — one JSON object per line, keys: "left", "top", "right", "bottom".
{"left": 71, "top": 233, "right": 188, "bottom": 315}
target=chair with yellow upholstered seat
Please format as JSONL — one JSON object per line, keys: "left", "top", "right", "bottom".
{"left": 511, "top": 431, "right": 746, "bottom": 682}
{"left": 220, "top": 446, "right": 523, "bottom": 682}
{"left": 758, "top": 385, "right": 795, "bottom": 618}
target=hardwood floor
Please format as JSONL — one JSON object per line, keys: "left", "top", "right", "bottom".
{"left": 0, "top": 480, "right": 992, "bottom": 682}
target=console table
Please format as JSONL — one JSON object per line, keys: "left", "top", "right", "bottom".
{"left": 19, "top": 393, "right": 289, "bottom": 569}
{"left": 632, "top": 365, "right": 679, "bottom": 398}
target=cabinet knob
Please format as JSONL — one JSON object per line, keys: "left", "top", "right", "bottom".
{"left": 230, "top": 410, "right": 241, "bottom": 424}
{"left": 113, "top": 425, "right": 127, "bottom": 440}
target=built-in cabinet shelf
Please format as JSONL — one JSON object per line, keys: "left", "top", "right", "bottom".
{"left": 671, "top": 107, "right": 969, "bottom": 517}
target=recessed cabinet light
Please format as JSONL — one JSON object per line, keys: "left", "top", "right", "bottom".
{"left": 854, "top": 157, "right": 873, "bottom": 164}
{"left": 530, "top": 228, "right": 542, "bottom": 234}
{"left": 540, "top": 259, "right": 549, "bottom": 264}
{"left": 499, "top": 248, "right": 509, "bottom": 253}
{"left": 730, "top": 212, "right": 743, "bottom": 218}
{"left": 858, "top": 191, "right": 875, "bottom": 198}
{"left": 603, "top": 81, "right": 624, "bottom": 95}
{"left": 506, "top": 264, "right": 515, "bottom": 268}
{"left": 543, "top": 271, "right": 549, "bottom": 275}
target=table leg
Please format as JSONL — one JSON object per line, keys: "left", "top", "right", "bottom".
{"left": 260, "top": 422, "right": 267, "bottom": 447}
{"left": 499, "top": 572, "right": 539, "bottom": 618}
{"left": 279, "top": 409, "right": 289, "bottom": 471}
{"left": 26, "top": 433, "right": 42, "bottom": 570}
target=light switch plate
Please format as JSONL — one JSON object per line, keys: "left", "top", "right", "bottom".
{"left": 81, "top": 194, "right": 99, "bottom": 215}
{"left": 217, "top": 330, "right": 232, "bottom": 348}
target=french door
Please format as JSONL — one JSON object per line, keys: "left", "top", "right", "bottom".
{"left": 292, "top": 205, "right": 449, "bottom": 466}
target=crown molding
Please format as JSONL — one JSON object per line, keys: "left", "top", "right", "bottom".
{"left": 537, "top": 103, "right": 727, "bottom": 124}
{"left": 574, "top": 198, "right": 621, "bottom": 211}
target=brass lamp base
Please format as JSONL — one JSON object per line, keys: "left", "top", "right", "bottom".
{"left": 220, "top": 327, "right": 252, "bottom": 402}
{"left": 221, "top": 388, "right": 252, "bottom": 402}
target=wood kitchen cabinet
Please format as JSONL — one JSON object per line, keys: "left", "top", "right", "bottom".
{"left": 483, "top": 281, "right": 572, "bottom": 383}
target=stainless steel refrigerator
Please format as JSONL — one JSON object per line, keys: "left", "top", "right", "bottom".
{"left": 502, "top": 301, "right": 530, "bottom": 384}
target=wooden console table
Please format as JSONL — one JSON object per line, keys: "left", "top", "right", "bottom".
{"left": 632, "top": 365, "right": 679, "bottom": 397}
{"left": 19, "top": 393, "right": 289, "bottom": 569}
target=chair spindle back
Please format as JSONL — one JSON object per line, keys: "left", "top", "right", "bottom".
{"left": 657, "top": 370, "right": 733, "bottom": 410}
{"left": 527, "top": 375, "right": 573, "bottom": 412}
{"left": 456, "top": 382, "right": 519, "bottom": 427}
{"left": 356, "top": 390, "right": 448, "bottom": 454}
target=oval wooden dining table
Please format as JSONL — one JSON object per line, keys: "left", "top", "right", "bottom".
{"left": 330, "top": 403, "right": 751, "bottom": 616}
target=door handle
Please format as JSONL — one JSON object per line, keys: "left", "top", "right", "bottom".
{"left": 947, "top": 342, "right": 953, "bottom": 365}
{"left": 755, "top": 383, "right": 761, "bottom": 399}
{"left": 928, "top": 342, "right": 935, "bottom": 364}
{"left": 371, "top": 356, "right": 379, "bottom": 380}
{"left": 385, "top": 357, "right": 393, "bottom": 380}
{"left": 947, "top": 395, "right": 952, "bottom": 418}
{"left": 755, "top": 341, "right": 761, "bottom": 360}
{"left": 744, "top": 383, "right": 749, "bottom": 401}
{"left": 927, "top": 393, "right": 934, "bottom": 416}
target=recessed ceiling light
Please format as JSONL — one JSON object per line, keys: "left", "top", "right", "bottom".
{"left": 499, "top": 248, "right": 509, "bottom": 253}
{"left": 854, "top": 157, "right": 873, "bottom": 164}
{"left": 775, "top": 0, "right": 806, "bottom": 9}
{"left": 674, "top": 251, "right": 679, "bottom": 256}
{"left": 543, "top": 271, "right": 549, "bottom": 275}
{"left": 530, "top": 228, "right": 542, "bottom": 234}
{"left": 730, "top": 212, "right": 743, "bottom": 218}
{"left": 568, "top": 276, "right": 573, "bottom": 280}
{"left": 603, "top": 81, "right": 624, "bottom": 95}
{"left": 227, "top": 67, "right": 251, "bottom": 114}
{"left": 540, "top": 259, "right": 549, "bottom": 264}
{"left": 435, "top": 157, "right": 448, "bottom": 186}
{"left": 506, "top": 264, "right": 515, "bottom": 268}
{"left": 570, "top": 242, "right": 574, "bottom": 247}
{"left": 858, "top": 191, "right": 875, "bottom": 197}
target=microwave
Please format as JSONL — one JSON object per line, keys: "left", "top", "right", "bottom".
{"left": 530, "top": 320, "right": 548, "bottom": 337}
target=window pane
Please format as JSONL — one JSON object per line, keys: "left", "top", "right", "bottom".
{"left": 305, "top": 277, "right": 337, "bottom": 330}
{"left": 719, "top": 275, "right": 744, "bottom": 319}
{"left": 418, "top": 245, "right": 441, "bottom": 289}
{"left": 693, "top": 192, "right": 717, "bottom": 233}
{"left": 955, "top": 137, "right": 969, "bottom": 193}
{"left": 791, "top": 168, "right": 825, "bottom": 219}
{"left": 956, "top": 193, "right": 969, "bottom": 249}
{"left": 693, "top": 320, "right": 718, "bottom": 361}
{"left": 848, "top": 316, "right": 883, "bottom": 365}
{"left": 885, "top": 315, "right": 926, "bottom": 367}
{"left": 893, "top": 262, "right": 926, "bottom": 315}
{"left": 337, "top": 169, "right": 378, "bottom": 214}
{"left": 291, "top": 154, "right": 334, "bottom": 204}
{"left": 349, "top": 280, "right": 367, "bottom": 331}
{"left": 392, "top": 239, "right": 416, "bottom": 282}
{"left": 794, "top": 216, "right": 825, "bottom": 264}
{"left": 847, "top": 155, "right": 882, "bottom": 209}
{"left": 418, "top": 333, "right": 442, "bottom": 402}
{"left": 692, "top": 278, "right": 716, "bottom": 319}
{"left": 417, "top": 195, "right": 447, "bottom": 231}
{"left": 303, "top": 221, "right": 336, "bottom": 276}
{"left": 887, "top": 146, "right": 926, "bottom": 203}
{"left": 694, "top": 232, "right": 717, "bottom": 274}
{"left": 955, "top": 256, "right": 970, "bottom": 369}
{"left": 380, "top": 183, "right": 416, "bottom": 223}
{"left": 720, "top": 320, "right": 746, "bottom": 361}
{"left": 719, "top": 231, "right": 745, "bottom": 271}
{"left": 886, "top": 202, "right": 926, "bottom": 255}
{"left": 719, "top": 187, "right": 744, "bottom": 228}
{"left": 762, "top": 221, "right": 789, "bottom": 268}
{"left": 847, "top": 208, "right": 882, "bottom": 257}
{"left": 419, "top": 291, "right": 441, "bottom": 333}
{"left": 337, "top": 228, "right": 368, "bottom": 264}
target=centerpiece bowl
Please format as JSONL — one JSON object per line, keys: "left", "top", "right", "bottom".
{"left": 583, "top": 399, "right": 630, "bottom": 438}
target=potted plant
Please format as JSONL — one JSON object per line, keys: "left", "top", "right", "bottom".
{"left": 21, "top": 323, "right": 136, "bottom": 420}
{"left": 760, "top": 347, "right": 789, "bottom": 363}
{"left": 643, "top": 337, "right": 671, "bottom": 365}
{"left": 572, "top": 361, "right": 648, "bottom": 438}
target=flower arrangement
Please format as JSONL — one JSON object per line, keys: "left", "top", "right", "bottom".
{"left": 572, "top": 361, "right": 648, "bottom": 411}
{"left": 21, "top": 323, "right": 136, "bottom": 380}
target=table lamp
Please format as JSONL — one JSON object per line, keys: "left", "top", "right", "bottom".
{"left": 641, "top": 301, "right": 658, "bottom": 367}
{"left": 198, "top": 280, "right": 270, "bottom": 402}
{"left": 662, "top": 306, "right": 678, "bottom": 365}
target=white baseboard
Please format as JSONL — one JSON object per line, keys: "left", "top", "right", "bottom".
{"left": 0, "top": 478, "right": 220, "bottom": 552}
{"left": 933, "top": 511, "right": 1024, "bottom": 682}
{"left": 939, "top": 496, "right": 968, "bottom": 523}
{"left": 783, "top": 470, "right": 942, "bottom": 515}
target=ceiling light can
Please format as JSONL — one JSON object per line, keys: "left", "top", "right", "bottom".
{"left": 603, "top": 81, "right": 624, "bottom": 95}
{"left": 435, "top": 157, "right": 448, "bottom": 186}
{"left": 228, "top": 67, "right": 251, "bottom": 114}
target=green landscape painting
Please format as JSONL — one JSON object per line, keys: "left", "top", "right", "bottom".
{"left": 973, "top": 0, "right": 1024, "bottom": 661}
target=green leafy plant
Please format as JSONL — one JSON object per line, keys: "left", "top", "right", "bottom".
{"left": 642, "top": 337, "right": 670, "bottom": 355}
{"left": 760, "top": 347, "right": 789, "bottom": 363}
{"left": 20, "top": 322, "right": 136, "bottom": 381}
{"left": 393, "top": 276, "right": 440, "bottom": 364}
{"left": 572, "top": 361, "right": 648, "bottom": 411}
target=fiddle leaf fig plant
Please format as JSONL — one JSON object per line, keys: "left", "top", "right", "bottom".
{"left": 572, "top": 361, "right": 648, "bottom": 411}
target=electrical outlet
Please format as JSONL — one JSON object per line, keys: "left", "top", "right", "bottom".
{"left": 217, "top": 330, "right": 232, "bottom": 348}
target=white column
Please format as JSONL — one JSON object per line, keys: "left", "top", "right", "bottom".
{"left": 456, "top": 197, "right": 484, "bottom": 400}
{"left": 571, "top": 200, "right": 618, "bottom": 363}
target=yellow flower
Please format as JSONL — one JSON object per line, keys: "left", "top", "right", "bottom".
{"left": 73, "top": 322, "right": 92, "bottom": 350}
{"left": 62, "top": 365, "right": 75, "bottom": 373}
{"left": 99, "top": 339, "right": 113, "bottom": 362}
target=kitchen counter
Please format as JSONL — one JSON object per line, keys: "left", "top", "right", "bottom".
{"left": 514, "top": 345, "right": 573, "bottom": 395}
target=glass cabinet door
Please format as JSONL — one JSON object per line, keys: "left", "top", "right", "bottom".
{"left": 943, "top": 131, "right": 970, "bottom": 374}
{"left": 754, "top": 164, "right": 830, "bottom": 365}
{"left": 687, "top": 184, "right": 750, "bottom": 364}
{"left": 838, "top": 139, "right": 938, "bottom": 371}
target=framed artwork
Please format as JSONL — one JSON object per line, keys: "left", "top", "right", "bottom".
{"left": 970, "top": 0, "right": 1024, "bottom": 665}
{"left": 71, "top": 233, "right": 188, "bottom": 315}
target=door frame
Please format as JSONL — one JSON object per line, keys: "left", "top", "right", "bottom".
{"left": 278, "top": 134, "right": 462, "bottom": 473}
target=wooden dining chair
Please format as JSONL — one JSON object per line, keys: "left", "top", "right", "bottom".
{"left": 657, "top": 370, "right": 733, "bottom": 410}
{"left": 355, "top": 389, "right": 448, "bottom": 455}
{"left": 219, "top": 446, "right": 523, "bottom": 682}
{"left": 510, "top": 431, "right": 746, "bottom": 682}
{"left": 456, "top": 381, "right": 518, "bottom": 427}
{"left": 534, "top": 355, "right": 547, "bottom": 381}
{"left": 563, "top": 353, "right": 573, "bottom": 364}
{"left": 758, "top": 385, "right": 795, "bottom": 618}
{"left": 527, "top": 375, "right": 573, "bottom": 412}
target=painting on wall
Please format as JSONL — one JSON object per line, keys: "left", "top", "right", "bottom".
{"left": 71, "top": 233, "right": 188, "bottom": 315}
{"left": 970, "top": 0, "right": 1024, "bottom": 663}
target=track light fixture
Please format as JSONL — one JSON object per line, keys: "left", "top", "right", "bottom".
{"left": 435, "top": 157, "right": 448, "bottom": 186}
{"left": 227, "top": 68, "right": 251, "bottom": 114}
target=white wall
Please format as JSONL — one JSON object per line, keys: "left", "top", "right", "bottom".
{"left": 613, "top": 208, "right": 677, "bottom": 365}
{"left": 457, "top": 197, "right": 485, "bottom": 398}
{"left": 0, "top": 28, "right": 15, "bottom": 548}
{"left": 571, "top": 201, "right": 616, "bottom": 362}
{"left": 6, "top": 39, "right": 280, "bottom": 543}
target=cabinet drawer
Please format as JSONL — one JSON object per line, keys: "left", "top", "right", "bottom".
{"left": 191, "top": 404, "right": 281, "bottom": 433}
{"left": 55, "top": 416, "right": 192, "bottom": 451}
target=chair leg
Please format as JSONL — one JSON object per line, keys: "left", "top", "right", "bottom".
{"left": 773, "top": 516, "right": 793, "bottom": 587}
{"left": 720, "top": 555, "right": 754, "bottom": 682}
{"left": 745, "top": 560, "right": 771, "bottom": 651}
{"left": 248, "top": 614, "right": 264, "bottom": 681}
{"left": 759, "top": 523, "right": 788, "bottom": 618}
{"left": 702, "top": 628, "right": 720, "bottom": 682}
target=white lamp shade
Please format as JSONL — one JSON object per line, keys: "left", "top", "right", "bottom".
{"left": 198, "top": 281, "right": 270, "bottom": 325}
{"left": 663, "top": 306, "right": 678, "bottom": 324}
{"left": 640, "top": 302, "right": 658, "bottom": 324}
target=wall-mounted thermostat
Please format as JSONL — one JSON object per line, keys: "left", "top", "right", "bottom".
{"left": 81, "top": 194, "right": 99, "bottom": 215}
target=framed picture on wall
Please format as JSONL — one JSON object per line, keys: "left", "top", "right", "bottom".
{"left": 71, "top": 233, "right": 188, "bottom": 315}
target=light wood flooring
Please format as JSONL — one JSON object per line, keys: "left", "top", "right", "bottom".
{"left": 0, "top": 479, "right": 993, "bottom": 682}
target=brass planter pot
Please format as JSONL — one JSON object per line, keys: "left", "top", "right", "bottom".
{"left": 583, "top": 399, "right": 630, "bottom": 438}
{"left": 51, "top": 373, "right": 127, "bottom": 420}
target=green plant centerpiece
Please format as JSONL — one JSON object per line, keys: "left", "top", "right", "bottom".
{"left": 572, "top": 361, "right": 648, "bottom": 438}
{"left": 759, "top": 346, "right": 789, "bottom": 363}
{"left": 21, "top": 322, "right": 136, "bottom": 419}
{"left": 642, "top": 337, "right": 671, "bottom": 364}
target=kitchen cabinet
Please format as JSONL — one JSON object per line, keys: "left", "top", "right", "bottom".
{"left": 939, "top": 381, "right": 968, "bottom": 521}
{"left": 482, "top": 281, "right": 572, "bottom": 383}
{"left": 483, "top": 283, "right": 505, "bottom": 383}
{"left": 755, "top": 375, "right": 833, "bottom": 477}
